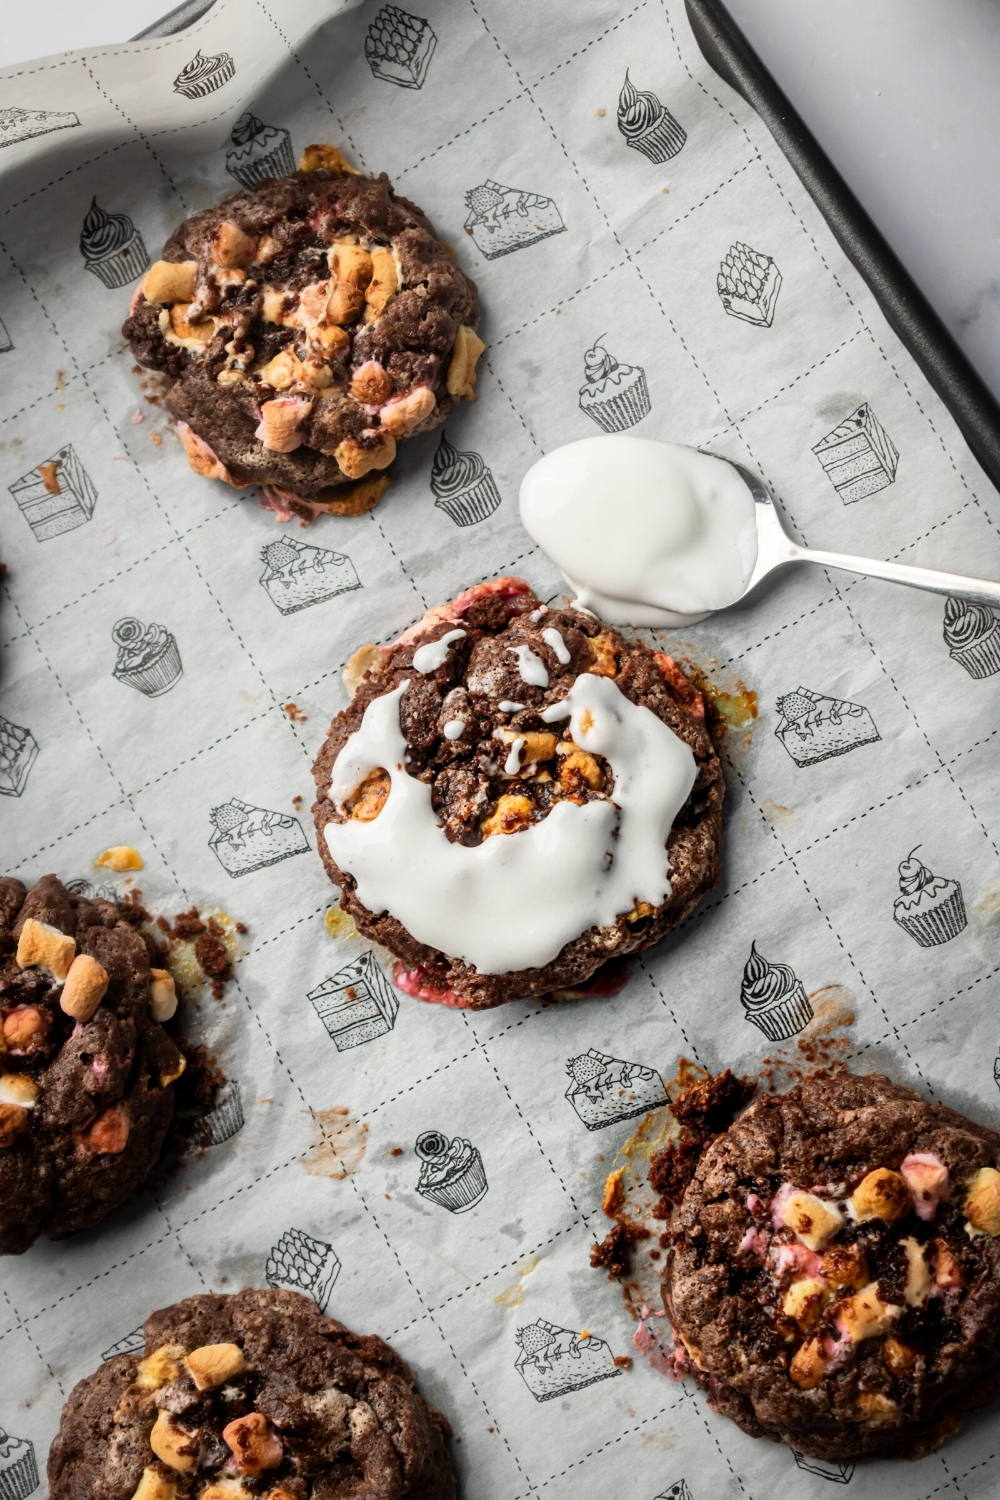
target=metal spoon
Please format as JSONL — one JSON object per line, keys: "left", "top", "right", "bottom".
{"left": 731, "top": 460, "right": 1000, "bottom": 610}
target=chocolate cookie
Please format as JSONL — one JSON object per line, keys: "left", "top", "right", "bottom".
{"left": 47, "top": 1286, "right": 456, "bottom": 1499}
{"left": 312, "top": 578, "right": 723, "bottom": 1009}
{"left": 0, "top": 874, "right": 184, "bottom": 1254}
{"left": 663, "top": 1071, "right": 1000, "bottom": 1461}
{"left": 122, "top": 147, "right": 482, "bottom": 524}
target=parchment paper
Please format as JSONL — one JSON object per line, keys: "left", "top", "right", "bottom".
{"left": 2, "top": 2, "right": 1000, "bottom": 1496}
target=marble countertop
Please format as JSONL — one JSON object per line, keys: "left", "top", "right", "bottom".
{"left": 4, "top": 0, "right": 999, "bottom": 404}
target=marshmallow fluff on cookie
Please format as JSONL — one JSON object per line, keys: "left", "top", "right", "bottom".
{"left": 519, "top": 435, "right": 758, "bottom": 626}
{"left": 312, "top": 577, "right": 724, "bottom": 1009}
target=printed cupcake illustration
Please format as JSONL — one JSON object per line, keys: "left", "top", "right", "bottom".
{"left": 431, "top": 432, "right": 501, "bottom": 526}
{"left": 173, "top": 49, "right": 235, "bottom": 99}
{"left": 740, "top": 942, "right": 813, "bottom": 1041}
{"left": 565, "top": 1049, "right": 665, "bottom": 1130}
{"left": 225, "top": 111, "right": 294, "bottom": 188}
{"left": 0, "top": 1426, "right": 38, "bottom": 1499}
{"left": 0, "top": 105, "right": 79, "bottom": 149}
{"left": 775, "top": 685, "right": 880, "bottom": 767}
{"left": 578, "top": 338, "right": 650, "bottom": 433}
{"left": 308, "top": 949, "right": 399, "bottom": 1052}
{"left": 365, "top": 5, "right": 437, "bottom": 89}
{"left": 892, "top": 848, "right": 967, "bottom": 948}
{"left": 111, "top": 617, "right": 183, "bottom": 697}
{"left": 259, "top": 537, "right": 361, "bottom": 614}
{"left": 208, "top": 798, "right": 309, "bottom": 877}
{"left": 0, "top": 715, "right": 38, "bottom": 798}
{"left": 943, "top": 596, "right": 1000, "bottom": 679}
{"left": 204, "top": 1077, "right": 244, "bottom": 1144}
{"left": 463, "top": 179, "right": 565, "bottom": 259}
{"left": 515, "top": 1320, "right": 621, "bottom": 1401}
{"left": 617, "top": 70, "right": 686, "bottom": 163}
{"left": 717, "top": 241, "right": 782, "bottom": 327}
{"left": 9, "top": 444, "right": 97, "bottom": 541}
{"left": 813, "top": 402, "right": 899, "bottom": 505}
{"left": 266, "top": 1227, "right": 341, "bottom": 1314}
{"left": 79, "top": 198, "right": 148, "bottom": 289}
{"left": 415, "top": 1130, "right": 488, "bottom": 1213}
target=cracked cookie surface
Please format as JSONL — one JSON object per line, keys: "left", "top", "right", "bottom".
{"left": 0, "top": 874, "right": 184, "bottom": 1254}
{"left": 123, "top": 160, "right": 481, "bottom": 523}
{"left": 47, "top": 1287, "right": 456, "bottom": 1500}
{"left": 663, "top": 1071, "right": 1000, "bottom": 1461}
{"left": 312, "top": 579, "right": 723, "bottom": 1009}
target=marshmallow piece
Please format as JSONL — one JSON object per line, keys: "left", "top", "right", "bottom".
{"left": 149, "top": 1411, "right": 198, "bottom": 1474}
{"left": 160, "top": 1053, "right": 187, "bottom": 1089}
{"left": 141, "top": 260, "right": 198, "bottom": 305}
{"left": 781, "top": 1276, "right": 830, "bottom": 1332}
{"left": 789, "top": 1336, "right": 829, "bottom": 1390}
{"left": 850, "top": 1167, "right": 910, "bottom": 1223}
{"left": 365, "top": 247, "right": 398, "bottom": 315}
{"left": 328, "top": 241, "right": 373, "bottom": 289}
{"left": 136, "top": 1342, "right": 185, "bottom": 1391}
{"left": 379, "top": 386, "right": 436, "bottom": 437}
{"left": 446, "top": 324, "right": 486, "bottom": 400}
{"left": 150, "top": 969, "right": 178, "bottom": 1023}
{"left": 781, "top": 1190, "right": 843, "bottom": 1251}
{"left": 186, "top": 1341, "right": 247, "bottom": 1391}
{"left": 16, "top": 918, "right": 76, "bottom": 979}
{"left": 964, "top": 1166, "right": 1000, "bottom": 1237}
{"left": 856, "top": 1392, "right": 901, "bottom": 1425}
{"left": 0, "top": 1074, "right": 39, "bottom": 1109}
{"left": 343, "top": 643, "right": 385, "bottom": 699}
{"left": 60, "top": 953, "right": 109, "bottom": 1021}
{"left": 222, "top": 1411, "right": 283, "bottom": 1475}
{"left": 900, "top": 1151, "right": 950, "bottom": 1221}
{"left": 837, "top": 1282, "right": 902, "bottom": 1344}
{"left": 130, "top": 1469, "right": 177, "bottom": 1500}
{"left": 211, "top": 220, "right": 257, "bottom": 269}
{"left": 200, "top": 1484, "right": 253, "bottom": 1500}
{"left": 297, "top": 143, "right": 362, "bottom": 175}
{"left": 900, "top": 1236, "right": 930, "bottom": 1306}
{"left": 96, "top": 845, "right": 143, "bottom": 871}
{"left": 334, "top": 431, "right": 396, "bottom": 479}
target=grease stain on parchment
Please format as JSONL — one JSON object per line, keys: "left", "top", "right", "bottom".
{"left": 493, "top": 1255, "right": 541, "bottom": 1309}
{"left": 300, "top": 1106, "right": 368, "bottom": 1179}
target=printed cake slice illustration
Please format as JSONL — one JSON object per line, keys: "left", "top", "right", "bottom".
{"left": 259, "top": 537, "right": 361, "bottom": 614}
{"left": 0, "top": 315, "right": 12, "bottom": 353}
{"left": 775, "top": 686, "right": 880, "bottom": 767}
{"left": 0, "top": 715, "right": 39, "bottom": 797}
{"left": 813, "top": 402, "right": 899, "bottom": 504}
{"left": 565, "top": 1048, "right": 665, "bottom": 1129}
{"left": 112, "top": 618, "right": 183, "bottom": 697}
{"left": 415, "top": 1130, "right": 487, "bottom": 1212}
{"left": 307, "top": 949, "right": 399, "bottom": 1051}
{"left": 0, "top": 1426, "right": 38, "bottom": 1499}
{"left": 365, "top": 5, "right": 437, "bottom": 89}
{"left": 740, "top": 941, "right": 813, "bottom": 1041}
{"left": 9, "top": 444, "right": 97, "bottom": 541}
{"left": 656, "top": 1484, "right": 694, "bottom": 1500}
{"left": 515, "top": 1319, "right": 621, "bottom": 1401}
{"left": 792, "top": 1451, "right": 855, "bottom": 1484}
{"left": 463, "top": 179, "right": 565, "bottom": 259}
{"left": 101, "top": 1326, "right": 145, "bottom": 1361}
{"left": 0, "top": 106, "right": 79, "bottom": 148}
{"left": 578, "top": 339, "right": 650, "bottom": 433}
{"left": 718, "top": 241, "right": 782, "bottom": 327}
{"left": 892, "top": 848, "right": 967, "bottom": 948}
{"left": 225, "top": 111, "right": 294, "bottom": 187}
{"left": 617, "top": 70, "right": 686, "bottom": 162}
{"left": 208, "top": 798, "right": 309, "bottom": 876}
{"left": 265, "top": 1227, "right": 341, "bottom": 1313}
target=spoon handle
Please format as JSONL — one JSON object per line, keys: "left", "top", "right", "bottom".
{"left": 798, "top": 546, "right": 1000, "bottom": 609}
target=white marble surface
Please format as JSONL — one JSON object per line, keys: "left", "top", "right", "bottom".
{"left": 4, "top": 0, "right": 999, "bottom": 401}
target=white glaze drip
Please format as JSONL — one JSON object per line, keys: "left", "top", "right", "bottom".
{"left": 443, "top": 719, "right": 466, "bottom": 741}
{"left": 542, "top": 627, "right": 571, "bottom": 664}
{"left": 519, "top": 435, "right": 758, "bottom": 626}
{"left": 412, "top": 629, "right": 466, "bottom": 673}
{"left": 509, "top": 643, "right": 549, "bottom": 688}
{"left": 504, "top": 737, "right": 525, "bottom": 775}
{"left": 325, "top": 674, "right": 697, "bottom": 973}
{"left": 499, "top": 700, "right": 526, "bottom": 712}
